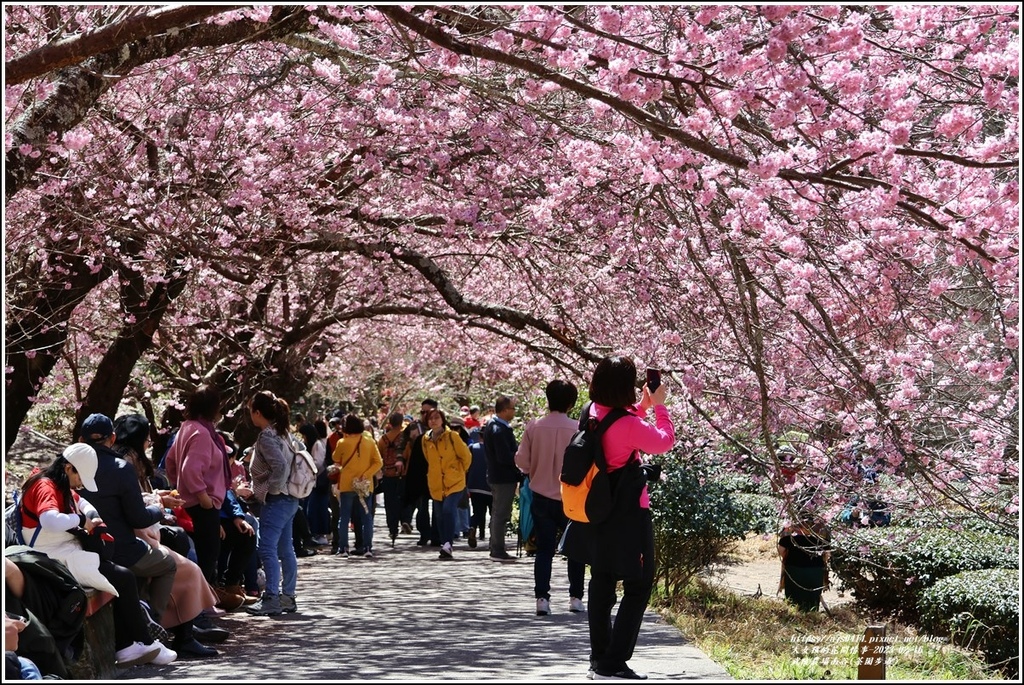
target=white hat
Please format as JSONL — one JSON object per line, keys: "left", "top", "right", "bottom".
{"left": 63, "top": 443, "right": 99, "bottom": 491}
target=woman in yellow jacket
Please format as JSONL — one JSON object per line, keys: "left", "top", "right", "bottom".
{"left": 422, "top": 408, "right": 472, "bottom": 560}
{"left": 332, "top": 413, "right": 383, "bottom": 559}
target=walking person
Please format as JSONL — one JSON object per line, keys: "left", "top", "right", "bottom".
{"left": 515, "top": 379, "right": 586, "bottom": 616}
{"left": 562, "top": 356, "right": 674, "bottom": 680}
{"left": 482, "top": 395, "right": 520, "bottom": 562}
{"left": 420, "top": 408, "right": 472, "bottom": 560}
{"left": 332, "top": 413, "right": 384, "bottom": 559}
{"left": 400, "top": 399, "right": 439, "bottom": 546}
{"left": 376, "top": 412, "right": 407, "bottom": 547}
{"left": 246, "top": 391, "right": 301, "bottom": 616}
{"left": 465, "top": 428, "right": 492, "bottom": 548}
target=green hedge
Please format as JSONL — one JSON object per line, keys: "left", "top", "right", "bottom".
{"left": 918, "top": 568, "right": 1019, "bottom": 677}
{"left": 650, "top": 454, "right": 754, "bottom": 601}
{"left": 830, "top": 527, "right": 1019, "bottom": 620}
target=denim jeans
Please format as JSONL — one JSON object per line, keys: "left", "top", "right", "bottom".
{"left": 431, "top": 493, "right": 462, "bottom": 546}
{"left": 337, "top": 491, "right": 374, "bottom": 552}
{"left": 257, "top": 494, "right": 299, "bottom": 597}
{"left": 531, "top": 493, "right": 585, "bottom": 600}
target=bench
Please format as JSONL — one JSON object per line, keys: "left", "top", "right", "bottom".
{"left": 67, "top": 590, "right": 117, "bottom": 679}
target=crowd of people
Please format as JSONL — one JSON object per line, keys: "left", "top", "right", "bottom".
{"left": 5, "top": 355, "right": 677, "bottom": 681}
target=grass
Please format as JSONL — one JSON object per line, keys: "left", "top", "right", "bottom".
{"left": 658, "top": 584, "right": 1002, "bottom": 680}
{"left": 656, "top": 577, "right": 1004, "bottom": 681}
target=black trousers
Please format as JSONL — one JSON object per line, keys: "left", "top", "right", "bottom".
{"left": 218, "top": 520, "right": 257, "bottom": 587}
{"left": 185, "top": 504, "right": 222, "bottom": 585}
{"left": 587, "top": 509, "right": 655, "bottom": 673}
{"left": 98, "top": 559, "right": 152, "bottom": 650}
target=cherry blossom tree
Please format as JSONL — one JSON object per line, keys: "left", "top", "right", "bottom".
{"left": 4, "top": 5, "right": 1018, "bottom": 531}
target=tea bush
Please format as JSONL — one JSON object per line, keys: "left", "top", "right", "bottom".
{"left": 830, "top": 527, "right": 1019, "bottom": 620}
{"left": 650, "top": 451, "right": 756, "bottom": 601}
{"left": 918, "top": 568, "right": 1019, "bottom": 677}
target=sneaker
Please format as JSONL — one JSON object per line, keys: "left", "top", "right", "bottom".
{"left": 489, "top": 550, "right": 516, "bottom": 562}
{"left": 536, "top": 598, "right": 550, "bottom": 616}
{"left": 246, "top": 593, "right": 283, "bottom": 616}
{"left": 467, "top": 528, "right": 477, "bottom": 548}
{"left": 569, "top": 597, "right": 586, "bottom": 613}
{"left": 139, "top": 601, "right": 171, "bottom": 644}
{"left": 281, "top": 594, "right": 297, "bottom": 614}
{"left": 363, "top": 550, "right": 374, "bottom": 559}
{"left": 593, "top": 667, "right": 648, "bottom": 680}
{"left": 312, "top": 535, "right": 330, "bottom": 546}
{"left": 401, "top": 522, "right": 413, "bottom": 534}
{"left": 115, "top": 641, "right": 161, "bottom": 668}
{"left": 150, "top": 640, "right": 177, "bottom": 665}
{"left": 438, "top": 542, "right": 453, "bottom": 560}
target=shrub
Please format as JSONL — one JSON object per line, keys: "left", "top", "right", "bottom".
{"left": 650, "top": 452, "right": 755, "bottom": 602}
{"left": 732, "top": 492, "right": 779, "bottom": 534}
{"left": 918, "top": 568, "right": 1019, "bottom": 677}
{"left": 830, "top": 527, "right": 1019, "bottom": 620}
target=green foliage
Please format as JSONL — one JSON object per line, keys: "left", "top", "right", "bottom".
{"left": 830, "top": 527, "right": 1019, "bottom": 621}
{"left": 731, "top": 493, "right": 780, "bottom": 534}
{"left": 918, "top": 568, "right": 1020, "bottom": 677}
{"left": 650, "top": 450, "right": 756, "bottom": 601}
{"left": 902, "top": 506, "right": 1018, "bottom": 537}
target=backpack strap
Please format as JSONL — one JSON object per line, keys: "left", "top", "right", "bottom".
{"left": 14, "top": 490, "right": 43, "bottom": 547}
{"left": 579, "top": 403, "right": 631, "bottom": 470}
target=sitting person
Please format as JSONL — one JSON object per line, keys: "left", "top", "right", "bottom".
{"left": 79, "top": 413, "right": 222, "bottom": 658}
{"left": 18, "top": 444, "right": 177, "bottom": 668}
{"left": 4, "top": 557, "right": 73, "bottom": 678}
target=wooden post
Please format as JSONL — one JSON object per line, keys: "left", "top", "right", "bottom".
{"left": 858, "top": 624, "right": 887, "bottom": 680}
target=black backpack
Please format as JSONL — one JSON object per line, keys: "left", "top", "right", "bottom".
{"left": 560, "top": 404, "right": 629, "bottom": 524}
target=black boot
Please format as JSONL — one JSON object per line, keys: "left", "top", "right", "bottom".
{"left": 191, "top": 614, "right": 229, "bottom": 643}
{"left": 172, "top": 621, "right": 219, "bottom": 658}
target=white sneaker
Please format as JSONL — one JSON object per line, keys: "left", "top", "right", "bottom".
{"left": 115, "top": 641, "right": 160, "bottom": 668}
{"left": 149, "top": 640, "right": 178, "bottom": 665}
{"left": 569, "top": 597, "right": 586, "bottom": 613}
{"left": 536, "top": 597, "right": 550, "bottom": 616}
{"left": 312, "top": 535, "right": 329, "bottom": 546}
{"left": 441, "top": 542, "right": 453, "bottom": 555}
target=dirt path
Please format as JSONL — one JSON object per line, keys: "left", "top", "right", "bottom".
{"left": 704, "top": 533, "right": 854, "bottom": 610}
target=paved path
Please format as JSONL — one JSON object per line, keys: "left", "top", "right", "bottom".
{"left": 125, "top": 521, "right": 731, "bottom": 682}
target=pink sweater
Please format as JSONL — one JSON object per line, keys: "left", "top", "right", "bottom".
{"left": 165, "top": 420, "right": 229, "bottom": 509}
{"left": 590, "top": 402, "right": 675, "bottom": 509}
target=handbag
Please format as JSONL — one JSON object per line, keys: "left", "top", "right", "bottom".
{"left": 73, "top": 526, "right": 115, "bottom": 562}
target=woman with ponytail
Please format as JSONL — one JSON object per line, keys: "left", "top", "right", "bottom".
{"left": 20, "top": 445, "right": 177, "bottom": 667}
{"left": 245, "top": 390, "right": 300, "bottom": 616}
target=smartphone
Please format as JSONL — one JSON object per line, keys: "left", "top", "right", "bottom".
{"left": 646, "top": 368, "right": 662, "bottom": 392}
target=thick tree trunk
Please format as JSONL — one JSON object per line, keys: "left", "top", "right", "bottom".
{"left": 74, "top": 269, "right": 188, "bottom": 438}
{"left": 5, "top": 259, "right": 112, "bottom": 452}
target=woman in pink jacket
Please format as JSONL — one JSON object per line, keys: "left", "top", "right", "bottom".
{"left": 165, "top": 386, "right": 231, "bottom": 588}
{"left": 563, "top": 355, "right": 674, "bottom": 681}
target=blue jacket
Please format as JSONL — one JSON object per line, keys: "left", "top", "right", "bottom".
{"left": 466, "top": 441, "right": 491, "bottom": 494}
